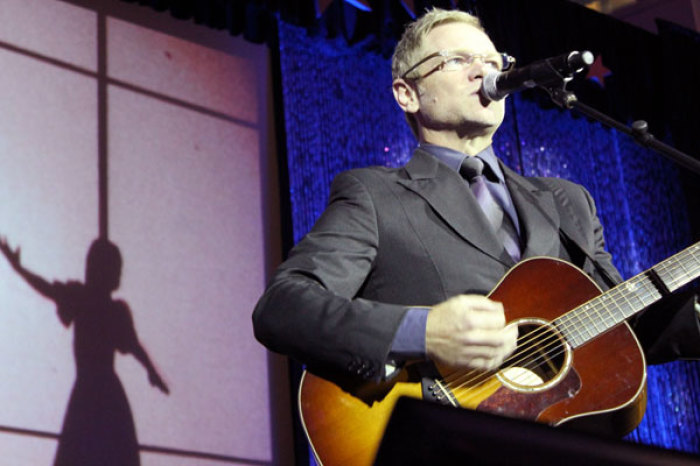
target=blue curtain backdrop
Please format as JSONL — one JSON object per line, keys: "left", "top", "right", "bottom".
{"left": 277, "top": 19, "right": 700, "bottom": 454}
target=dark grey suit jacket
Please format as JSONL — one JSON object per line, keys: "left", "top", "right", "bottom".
{"left": 253, "top": 148, "right": 698, "bottom": 380}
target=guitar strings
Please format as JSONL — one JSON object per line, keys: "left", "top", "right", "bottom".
{"left": 439, "top": 272, "right": 656, "bottom": 392}
{"left": 436, "top": 244, "right": 700, "bottom": 397}
{"left": 435, "top": 245, "right": 700, "bottom": 406}
{"left": 450, "top": 253, "right": 700, "bottom": 400}
{"left": 442, "top": 249, "right": 700, "bottom": 405}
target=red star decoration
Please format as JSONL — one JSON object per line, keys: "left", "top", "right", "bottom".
{"left": 586, "top": 54, "right": 612, "bottom": 88}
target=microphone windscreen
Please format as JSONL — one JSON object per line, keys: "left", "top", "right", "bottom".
{"left": 481, "top": 71, "right": 506, "bottom": 101}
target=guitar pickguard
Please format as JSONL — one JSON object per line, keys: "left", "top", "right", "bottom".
{"left": 477, "top": 365, "right": 582, "bottom": 421}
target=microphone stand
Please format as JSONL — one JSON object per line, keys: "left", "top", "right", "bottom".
{"left": 543, "top": 85, "right": 700, "bottom": 175}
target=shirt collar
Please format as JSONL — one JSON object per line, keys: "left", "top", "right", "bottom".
{"left": 418, "top": 143, "right": 505, "bottom": 183}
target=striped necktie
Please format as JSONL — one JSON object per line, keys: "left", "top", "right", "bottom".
{"left": 460, "top": 156, "right": 521, "bottom": 262}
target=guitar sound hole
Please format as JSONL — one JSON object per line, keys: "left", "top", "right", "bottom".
{"left": 498, "top": 319, "right": 570, "bottom": 392}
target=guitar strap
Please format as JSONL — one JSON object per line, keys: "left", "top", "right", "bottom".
{"left": 527, "top": 177, "right": 619, "bottom": 290}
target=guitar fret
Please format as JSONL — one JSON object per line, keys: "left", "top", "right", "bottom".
{"left": 591, "top": 296, "right": 614, "bottom": 330}
{"left": 618, "top": 288, "right": 639, "bottom": 322}
{"left": 638, "top": 278, "right": 661, "bottom": 306}
{"left": 623, "top": 278, "right": 649, "bottom": 313}
{"left": 555, "top": 241, "right": 700, "bottom": 350}
{"left": 579, "top": 316, "right": 595, "bottom": 340}
{"left": 671, "top": 266, "right": 691, "bottom": 289}
{"left": 587, "top": 304, "right": 604, "bottom": 334}
{"left": 674, "top": 257, "right": 699, "bottom": 288}
{"left": 557, "top": 272, "right": 659, "bottom": 348}
{"left": 625, "top": 279, "right": 646, "bottom": 309}
{"left": 599, "top": 299, "right": 617, "bottom": 328}
{"left": 652, "top": 244, "right": 700, "bottom": 293}
{"left": 692, "top": 245, "right": 700, "bottom": 266}
{"left": 557, "top": 314, "right": 584, "bottom": 348}
{"left": 655, "top": 264, "right": 679, "bottom": 292}
{"left": 607, "top": 292, "right": 628, "bottom": 323}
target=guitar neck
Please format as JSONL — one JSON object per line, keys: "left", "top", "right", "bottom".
{"left": 556, "top": 241, "right": 700, "bottom": 348}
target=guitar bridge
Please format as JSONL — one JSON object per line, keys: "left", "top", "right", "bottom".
{"left": 423, "top": 377, "right": 459, "bottom": 407}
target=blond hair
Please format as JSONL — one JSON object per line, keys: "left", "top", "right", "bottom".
{"left": 391, "top": 8, "right": 484, "bottom": 80}
{"left": 391, "top": 8, "right": 485, "bottom": 138}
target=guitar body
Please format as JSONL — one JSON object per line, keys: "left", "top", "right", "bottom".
{"left": 298, "top": 258, "right": 647, "bottom": 465}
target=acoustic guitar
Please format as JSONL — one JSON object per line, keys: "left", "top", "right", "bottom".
{"left": 298, "top": 242, "right": 700, "bottom": 465}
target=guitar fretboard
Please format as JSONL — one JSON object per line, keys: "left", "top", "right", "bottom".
{"left": 555, "top": 242, "right": 700, "bottom": 348}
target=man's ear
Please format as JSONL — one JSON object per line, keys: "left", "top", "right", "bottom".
{"left": 392, "top": 79, "right": 420, "bottom": 114}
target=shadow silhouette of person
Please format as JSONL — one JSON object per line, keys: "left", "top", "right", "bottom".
{"left": 0, "top": 236, "right": 169, "bottom": 466}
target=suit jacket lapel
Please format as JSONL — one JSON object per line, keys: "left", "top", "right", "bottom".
{"left": 398, "top": 149, "right": 513, "bottom": 267}
{"left": 502, "top": 165, "right": 561, "bottom": 259}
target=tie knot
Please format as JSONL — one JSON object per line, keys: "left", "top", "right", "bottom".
{"left": 459, "top": 156, "right": 485, "bottom": 181}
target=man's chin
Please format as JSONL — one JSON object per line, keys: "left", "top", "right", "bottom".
{"left": 456, "top": 122, "right": 500, "bottom": 140}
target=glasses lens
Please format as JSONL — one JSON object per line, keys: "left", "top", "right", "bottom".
{"left": 441, "top": 55, "right": 468, "bottom": 72}
{"left": 444, "top": 52, "right": 512, "bottom": 72}
{"left": 403, "top": 51, "right": 515, "bottom": 79}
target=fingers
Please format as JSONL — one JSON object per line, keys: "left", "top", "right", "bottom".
{"left": 426, "top": 294, "right": 517, "bottom": 371}
{"left": 446, "top": 328, "right": 516, "bottom": 371}
{"left": 464, "top": 324, "right": 518, "bottom": 371}
{"left": 504, "top": 323, "right": 518, "bottom": 357}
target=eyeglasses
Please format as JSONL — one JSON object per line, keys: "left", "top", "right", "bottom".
{"left": 400, "top": 50, "right": 516, "bottom": 81}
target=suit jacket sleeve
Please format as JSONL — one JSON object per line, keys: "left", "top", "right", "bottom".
{"left": 252, "top": 170, "right": 408, "bottom": 381}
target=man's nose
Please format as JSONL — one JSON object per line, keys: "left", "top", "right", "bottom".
{"left": 467, "top": 58, "right": 489, "bottom": 80}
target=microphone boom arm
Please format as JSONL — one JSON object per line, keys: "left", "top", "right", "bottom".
{"left": 545, "top": 85, "right": 700, "bottom": 175}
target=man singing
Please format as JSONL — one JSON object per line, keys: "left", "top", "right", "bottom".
{"left": 253, "top": 8, "right": 700, "bottom": 459}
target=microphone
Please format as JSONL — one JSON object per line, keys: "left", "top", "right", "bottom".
{"left": 481, "top": 50, "right": 594, "bottom": 101}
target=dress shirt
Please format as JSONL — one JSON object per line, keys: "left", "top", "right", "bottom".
{"left": 387, "top": 143, "right": 522, "bottom": 366}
